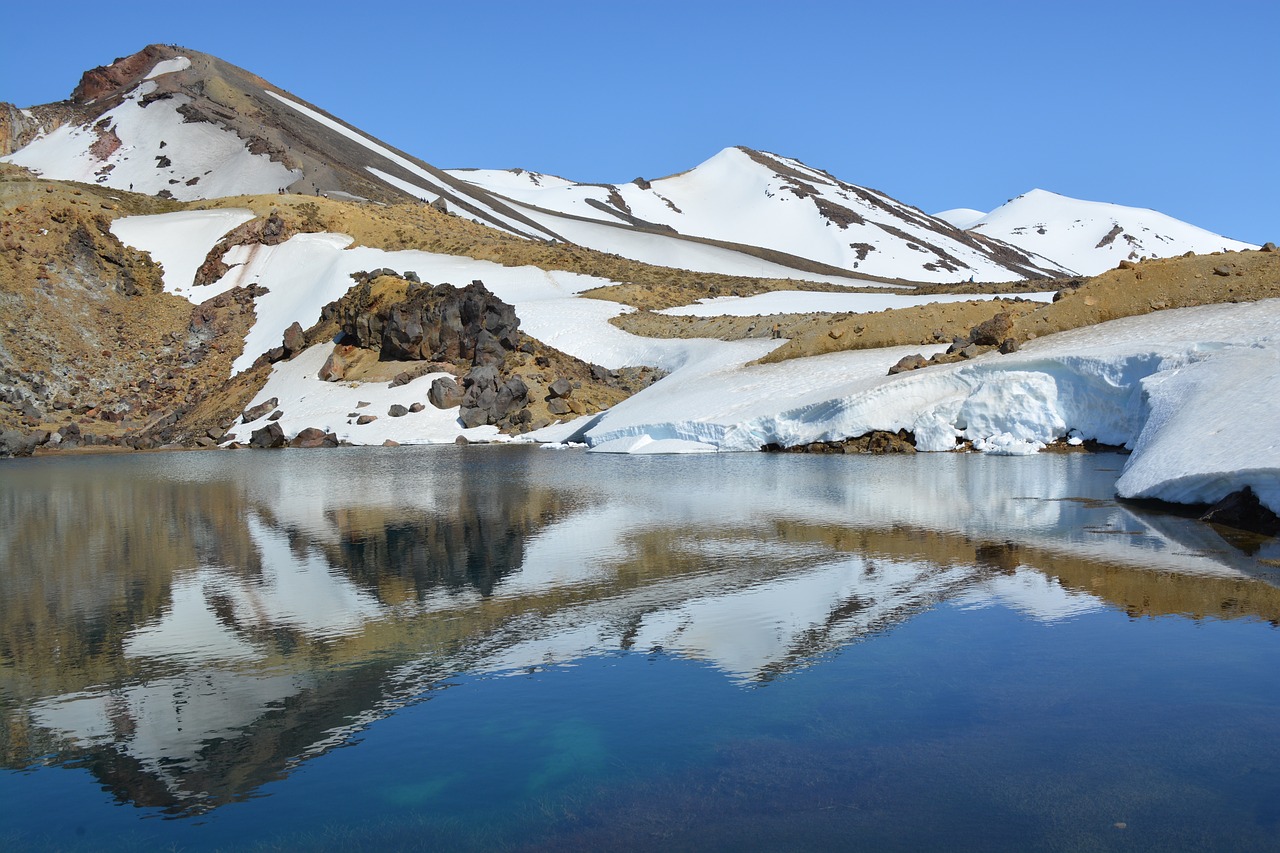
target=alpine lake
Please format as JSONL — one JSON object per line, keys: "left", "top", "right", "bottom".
{"left": 2, "top": 446, "right": 1278, "bottom": 852}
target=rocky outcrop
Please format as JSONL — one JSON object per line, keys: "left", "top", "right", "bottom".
{"left": 326, "top": 276, "right": 520, "bottom": 366}
{"left": 71, "top": 45, "right": 169, "bottom": 104}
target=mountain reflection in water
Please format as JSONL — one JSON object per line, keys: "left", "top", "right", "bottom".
{"left": 1, "top": 446, "right": 1277, "bottom": 817}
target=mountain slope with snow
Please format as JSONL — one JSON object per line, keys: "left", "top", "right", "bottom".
{"left": 4, "top": 45, "right": 1252, "bottom": 287}
{"left": 447, "top": 147, "right": 1071, "bottom": 284}
{"left": 962, "top": 189, "right": 1255, "bottom": 276}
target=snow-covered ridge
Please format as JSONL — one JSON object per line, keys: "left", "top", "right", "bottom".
{"left": 448, "top": 147, "right": 1069, "bottom": 284}
{"left": 960, "top": 189, "right": 1256, "bottom": 276}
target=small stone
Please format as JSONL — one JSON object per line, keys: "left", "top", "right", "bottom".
{"left": 382, "top": 439, "right": 400, "bottom": 447}
{"left": 409, "top": 402, "right": 425, "bottom": 413}
{"left": 1213, "top": 265, "right": 1233, "bottom": 276}
{"left": 454, "top": 435, "right": 469, "bottom": 445}
{"left": 356, "top": 415, "right": 378, "bottom": 425}
{"left": 388, "top": 404, "right": 409, "bottom": 417}
{"left": 267, "top": 409, "right": 283, "bottom": 421}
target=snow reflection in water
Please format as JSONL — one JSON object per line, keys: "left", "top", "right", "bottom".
{"left": 0, "top": 446, "right": 1277, "bottom": 838}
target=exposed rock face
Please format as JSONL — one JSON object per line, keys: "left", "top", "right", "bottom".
{"left": 322, "top": 276, "right": 535, "bottom": 428}
{"left": 71, "top": 45, "right": 169, "bottom": 104}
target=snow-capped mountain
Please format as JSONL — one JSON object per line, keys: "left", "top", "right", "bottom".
{"left": 445, "top": 147, "right": 1072, "bottom": 284}
{"left": 0, "top": 44, "right": 1254, "bottom": 286}
{"left": 0, "top": 45, "right": 1062, "bottom": 284}
{"left": 938, "top": 189, "right": 1255, "bottom": 276}
{"left": 0, "top": 45, "right": 559, "bottom": 238}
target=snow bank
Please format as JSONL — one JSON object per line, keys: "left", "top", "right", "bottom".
{"left": 110, "top": 209, "right": 255, "bottom": 293}
{"left": 575, "top": 299, "right": 1280, "bottom": 513}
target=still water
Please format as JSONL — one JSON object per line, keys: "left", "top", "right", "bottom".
{"left": 1, "top": 447, "right": 1278, "bottom": 851}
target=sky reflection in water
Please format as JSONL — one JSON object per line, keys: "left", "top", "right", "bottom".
{"left": 1, "top": 447, "right": 1278, "bottom": 851}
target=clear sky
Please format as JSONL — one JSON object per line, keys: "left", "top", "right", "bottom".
{"left": 2, "top": 0, "right": 1276, "bottom": 243}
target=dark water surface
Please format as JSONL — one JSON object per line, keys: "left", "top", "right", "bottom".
{"left": 1, "top": 447, "right": 1278, "bottom": 851}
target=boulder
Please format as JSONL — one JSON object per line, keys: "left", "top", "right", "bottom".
{"left": 388, "top": 404, "right": 409, "bottom": 417}
{"left": 1262, "top": 242, "right": 1277, "bottom": 253}
{"left": 409, "top": 402, "right": 425, "bottom": 413}
{"left": 289, "top": 427, "right": 339, "bottom": 448}
{"left": 998, "top": 338, "right": 1020, "bottom": 354}
{"left": 1213, "top": 265, "right": 1233, "bottom": 277}
{"left": 548, "top": 378, "right": 573, "bottom": 399}
{"left": 356, "top": 415, "right": 378, "bottom": 425}
{"left": 429, "top": 376, "right": 463, "bottom": 409}
{"left": 1200, "top": 487, "right": 1280, "bottom": 536}
{"left": 282, "top": 321, "right": 305, "bottom": 355}
{"left": 970, "top": 312, "right": 1014, "bottom": 346}
{"left": 267, "top": 409, "right": 283, "bottom": 421}
{"left": 0, "top": 429, "right": 45, "bottom": 458}
{"left": 318, "top": 348, "right": 349, "bottom": 382}
{"left": 888, "top": 354, "right": 929, "bottom": 375}
{"left": 547, "top": 398, "right": 571, "bottom": 416}
{"left": 248, "top": 422, "right": 286, "bottom": 448}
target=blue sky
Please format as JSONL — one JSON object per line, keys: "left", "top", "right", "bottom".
{"left": 3, "top": 1, "right": 1276, "bottom": 243}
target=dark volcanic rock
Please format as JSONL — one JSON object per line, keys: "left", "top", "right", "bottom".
{"left": 429, "top": 376, "right": 463, "bottom": 409}
{"left": 388, "top": 404, "right": 409, "bottom": 417}
{"left": 331, "top": 278, "right": 520, "bottom": 366}
{"left": 1201, "top": 487, "right": 1280, "bottom": 537}
{"left": 249, "top": 422, "right": 286, "bottom": 448}
{"left": 548, "top": 378, "right": 573, "bottom": 399}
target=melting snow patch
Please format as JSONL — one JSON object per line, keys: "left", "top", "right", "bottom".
{"left": 144, "top": 56, "right": 192, "bottom": 79}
